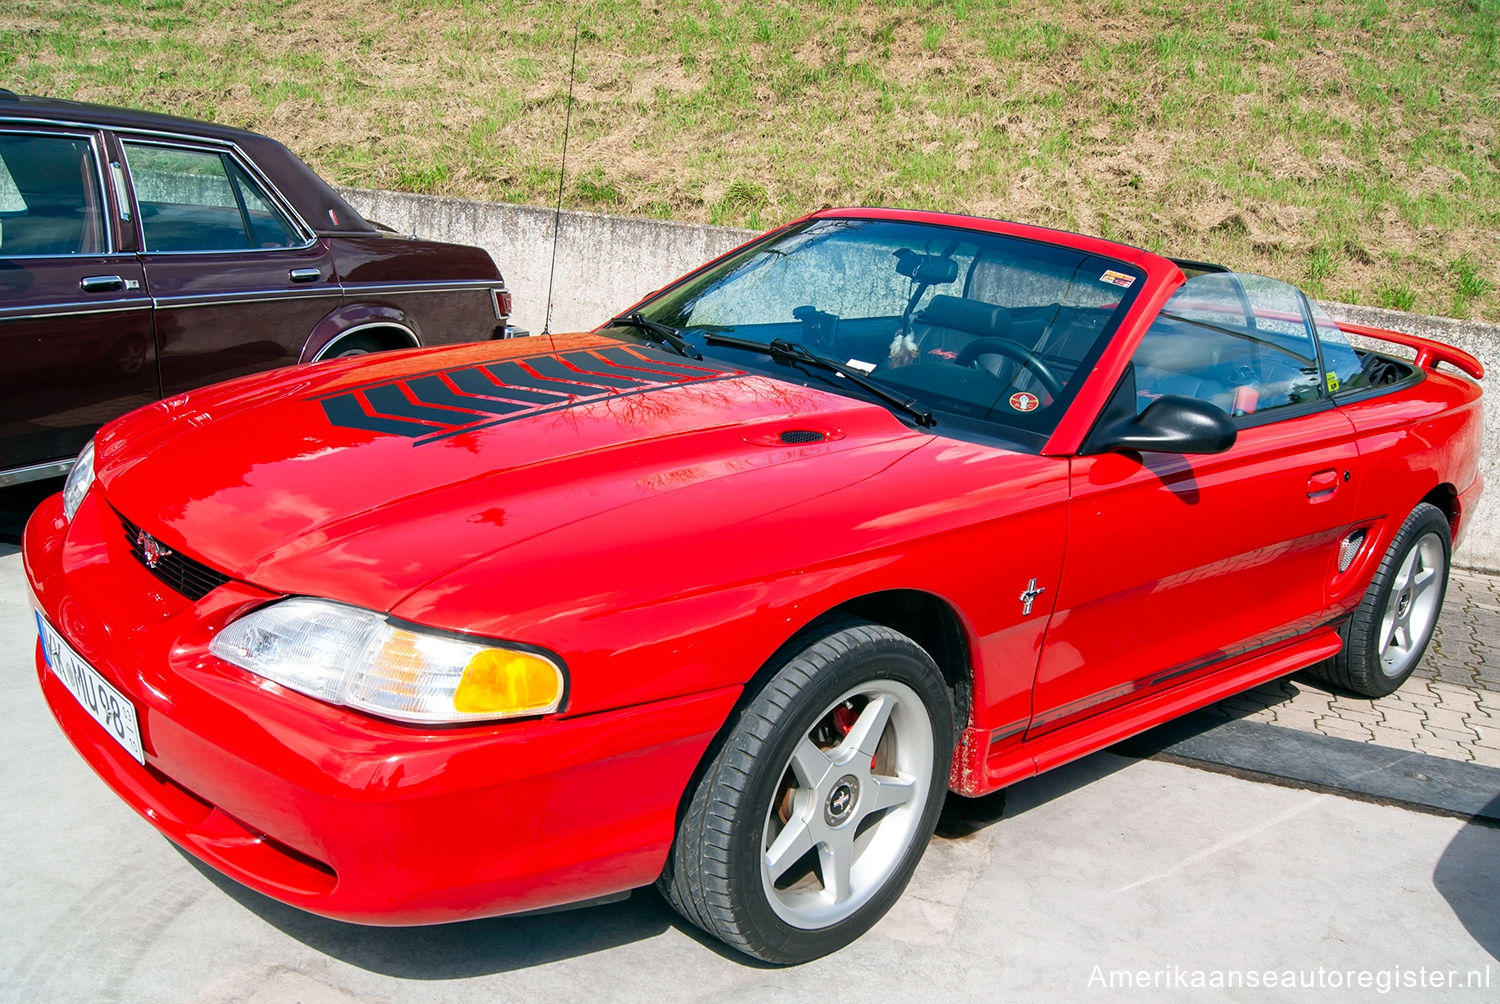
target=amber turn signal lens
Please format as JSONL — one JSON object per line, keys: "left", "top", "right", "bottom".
{"left": 454, "top": 649, "right": 563, "bottom": 716}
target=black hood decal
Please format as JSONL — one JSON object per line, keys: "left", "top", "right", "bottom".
{"left": 317, "top": 345, "right": 738, "bottom": 443}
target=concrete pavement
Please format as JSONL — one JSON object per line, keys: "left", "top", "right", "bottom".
{"left": 2, "top": 540, "right": 1499, "bottom": 1001}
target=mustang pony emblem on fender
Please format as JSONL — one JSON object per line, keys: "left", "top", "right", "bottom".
{"left": 1020, "top": 577, "right": 1045, "bottom": 615}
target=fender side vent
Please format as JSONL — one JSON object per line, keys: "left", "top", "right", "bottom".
{"left": 1338, "top": 529, "right": 1367, "bottom": 573}
{"left": 779, "top": 429, "right": 826, "bottom": 444}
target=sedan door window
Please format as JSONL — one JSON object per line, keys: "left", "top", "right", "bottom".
{"left": 0, "top": 133, "right": 106, "bottom": 256}
{"left": 122, "top": 142, "right": 301, "bottom": 252}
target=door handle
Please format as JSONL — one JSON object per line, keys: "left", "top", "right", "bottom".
{"left": 1306, "top": 469, "right": 1340, "bottom": 500}
{"left": 289, "top": 268, "right": 322, "bottom": 283}
{"left": 80, "top": 275, "right": 124, "bottom": 293}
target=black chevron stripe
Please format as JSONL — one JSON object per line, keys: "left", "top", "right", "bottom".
{"left": 365, "top": 384, "right": 485, "bottom": 425}
{"left": 483, "top": 360, "right": 606, "bottom": 397}
{"left": 321, "top": 395, "right": 434, "bottom": 438}
{"left": 406, "top": 376, "right": 530, "bottom": 416}
{"left": 530, "top": 354, "right": 648, "bottom": 390}
{"left": 593, "top": 346, "right": 720, "bottom": 377}
{"left": 449, "top": 367, "right": 570, "bottom": 405}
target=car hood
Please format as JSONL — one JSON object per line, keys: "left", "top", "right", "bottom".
{"left": 96, "top": 333, "right": 928, "bottom": 610}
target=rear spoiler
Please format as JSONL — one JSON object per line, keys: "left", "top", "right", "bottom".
{"left": 1336, "top": 320, "right": 1484, "bottom": 380}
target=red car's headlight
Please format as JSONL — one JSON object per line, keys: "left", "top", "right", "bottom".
{"left": 210, "top": 597, "right": 564, "bottom": 724}
{"left": 61, "top": 440, "right": 95, "bottom": 522}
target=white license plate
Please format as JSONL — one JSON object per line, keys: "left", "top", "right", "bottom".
{"left": 36, "top": 612, "right": 145, "bottom": 765}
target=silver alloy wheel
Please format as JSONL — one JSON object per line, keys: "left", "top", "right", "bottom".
{"left": 759, "top": 678, "right": 935, "bottom": 929}
{"left": 1378, "top": 530, "right": 1445, "bottom": 678}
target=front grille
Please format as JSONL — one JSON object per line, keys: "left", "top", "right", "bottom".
{"left": 116, "top": 510, "right": 232, "bottom": 601}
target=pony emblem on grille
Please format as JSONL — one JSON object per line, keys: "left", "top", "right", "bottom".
{"left": 137, "top": 529, "right": 171, "bottom": 570}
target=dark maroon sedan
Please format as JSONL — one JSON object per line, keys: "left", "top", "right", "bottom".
{"left": 0, "top": 90, "right": 513, "bottom": 486}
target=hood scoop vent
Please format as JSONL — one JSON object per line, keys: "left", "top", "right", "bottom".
{"left": 779, "top": 429, "right": 827, "bottom": 444}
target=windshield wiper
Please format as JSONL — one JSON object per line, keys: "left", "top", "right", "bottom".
{"left": 705, "top": 334, "right": 936, "bottom": 428}
{"left": 606, "top": 312, "right": 702, "bottom": 359}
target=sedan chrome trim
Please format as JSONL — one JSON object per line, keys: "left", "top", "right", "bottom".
{"left": 312, "top": 321, "right": 421, "bottom": 361}
{"left": 0, "top": 458, "right": 74, "bottom": 488}
{"left": 152, "top": 289, "right": 342, "bottom": 311}
{"left": 134, "top": 236, "right": 320, "bottom": 257}
{"left": 0, "top": 298, "right": 154, "bottom": 321}
{"left": 342, "top": 280, "right": 497, "bottom": 296}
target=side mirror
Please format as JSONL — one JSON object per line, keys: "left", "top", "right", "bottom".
{"left": 1089, "top": 394, "right": 1237, "bottom": 455}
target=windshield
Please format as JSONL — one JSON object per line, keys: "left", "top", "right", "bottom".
{"left": 609, "top": 217, "right": 1144, "bottom": 448}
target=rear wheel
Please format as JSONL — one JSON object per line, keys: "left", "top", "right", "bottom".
{"left": 659, "top": 620, "right": 954, "bottom": 964}
{"left": 327, "top": 334, "right": 383, "bottom": 358}
{"left": 1309, "top": 502, "right": 1450, "bottom": 697}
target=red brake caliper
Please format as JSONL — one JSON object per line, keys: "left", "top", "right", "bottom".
{"left": 831, "top": 702, "right": 877, "bottom": 769}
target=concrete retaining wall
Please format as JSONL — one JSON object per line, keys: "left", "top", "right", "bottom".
{"left": 337, "top": 186, "right": 1499, "bottom": 570}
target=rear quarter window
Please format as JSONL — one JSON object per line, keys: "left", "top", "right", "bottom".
{"left": 124, "top": 142, "right": 300, "bottom": 252}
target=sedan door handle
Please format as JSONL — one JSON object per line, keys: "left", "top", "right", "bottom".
{"left": 289, "top": 268, "right": 322, "bottom": 283}
{"left": 80, "top": 275, "right": 124, "bottom": 293}
{"left": 1306, "top": 469, "right": 1340, "bottom": 500}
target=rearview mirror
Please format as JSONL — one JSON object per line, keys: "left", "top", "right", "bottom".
{"left": 1089, "top": 394, "right": 1237, "bottom": 455}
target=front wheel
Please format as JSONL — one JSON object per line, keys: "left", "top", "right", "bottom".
{"left": 659, "top": 620, "right": 954, "bottom": 964}
{"left": 1310, "top": 502, "right": 1451, "bottom": 697}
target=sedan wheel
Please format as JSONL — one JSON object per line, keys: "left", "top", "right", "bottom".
{"left": 659, "top": 619, "right": 954, "bottom": 964}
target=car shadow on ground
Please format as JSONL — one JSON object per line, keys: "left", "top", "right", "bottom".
{"left": 176, "top": 750, "right": 1142, "bottom": 976}
{"left": 1434, "top": 792, "right": 1500, "bottom": 963}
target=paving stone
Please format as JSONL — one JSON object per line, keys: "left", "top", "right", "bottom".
{"left": 1283, "top": 687, "right": 1338, "bottom": 713}
{"left": 1324, "top": 703, "right": 1382, "bottom": 724}
{"left": 1429, "top": 681, "right": 1482, "bottom": 711}
{"left": 1363, "top": 726, "right": 1420, "bottom": 751}
{"left": 1424, "top": 709, "right": 1479, "bottom": 735}
{"left": 1267, "top": 707, "right": 1322, "bottom": 733}
{"left": 1425, "top": 726, "right": 1482, "bottom": 745}
{"left": 1411, "top": 739, "right": 1473, "bottom": 762}
{"left": 1463, "top": 743, "right": 1500, "bottom": 768}
{"left": 1461, "top": 707, "right": 1500, "bottom": 729}
{"left": 1314, "top": 718, "right": 1375, "bottom": 741}
{"left": 1469, "top": 731, "right": 1500, "bottom": 752}
{"left": 1375, "top": 706, "right": 1428, "bottom": 733}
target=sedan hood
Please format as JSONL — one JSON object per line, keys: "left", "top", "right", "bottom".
{"left": 96, "top": 334, "right": 926, "bottom": 610}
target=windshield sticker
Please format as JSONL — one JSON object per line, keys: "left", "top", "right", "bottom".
{"left": 844, "top": 358, "right": 877, "bottom": 375}
{"left": 1326, "top": 372, "right": 1341, "bottom": 393}
{"left": 1009, "top": 391, "right": 1041, "bottom": 413}
{"left": 1099, "top": 270, "right": 1137, "bottom": 288}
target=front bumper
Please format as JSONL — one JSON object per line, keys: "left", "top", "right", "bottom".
{"left": 24, "top": 490, "right": 738, "bottom": 925}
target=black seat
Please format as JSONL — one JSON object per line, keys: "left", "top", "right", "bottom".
{"left": 911, "top": 295, "right": 1013, "bottom": 371}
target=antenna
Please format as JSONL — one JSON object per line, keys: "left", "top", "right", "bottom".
{"left": 541, "top": 24, "right": 580, "bottom": 345}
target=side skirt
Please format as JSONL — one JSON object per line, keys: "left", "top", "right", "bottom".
{"left": 951, "top": 627, "right": 1344, "bottom": 797}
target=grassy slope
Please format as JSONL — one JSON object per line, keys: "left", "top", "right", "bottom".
{"left": 4, "top": 0, "right": 1496, "bottom": 319}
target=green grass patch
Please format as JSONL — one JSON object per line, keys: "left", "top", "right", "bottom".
{"left": 8, "top": 0, "right": 1498, "bottom": 319}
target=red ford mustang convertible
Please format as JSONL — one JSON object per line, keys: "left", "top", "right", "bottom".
{"left": 24, "top": 209, "right": 1483, "bottom": 963}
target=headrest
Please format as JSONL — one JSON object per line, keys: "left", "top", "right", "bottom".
{"left": 917, "top": 295, "right": 1012, "bottom": 337}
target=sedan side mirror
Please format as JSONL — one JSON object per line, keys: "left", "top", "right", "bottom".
{"left": 1089, "top": 394, "right": 1237, "bottom": 455}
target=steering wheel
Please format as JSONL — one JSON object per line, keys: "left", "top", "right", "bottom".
{"left": 953, "top": 337, "right": 1065, "bottom": 398}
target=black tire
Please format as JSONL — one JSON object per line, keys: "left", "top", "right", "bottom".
{"left": 658, "top": 620, "right": 954, "bottom": 964}
{"left": 326, "top": 334, "right": 385, "bottom": 358}
{"left": 1309, "top": 502, "right": 1451, "bottom": 697}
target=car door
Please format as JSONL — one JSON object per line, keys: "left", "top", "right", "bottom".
{"left": 0, "top": 128, "right": 155, "bottom": 478}
{"left": 1029, "top": 273, "right": 1361, "bottom": 737}
{"left": 117, "top": 136, "right": 340, "bottom": 396}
